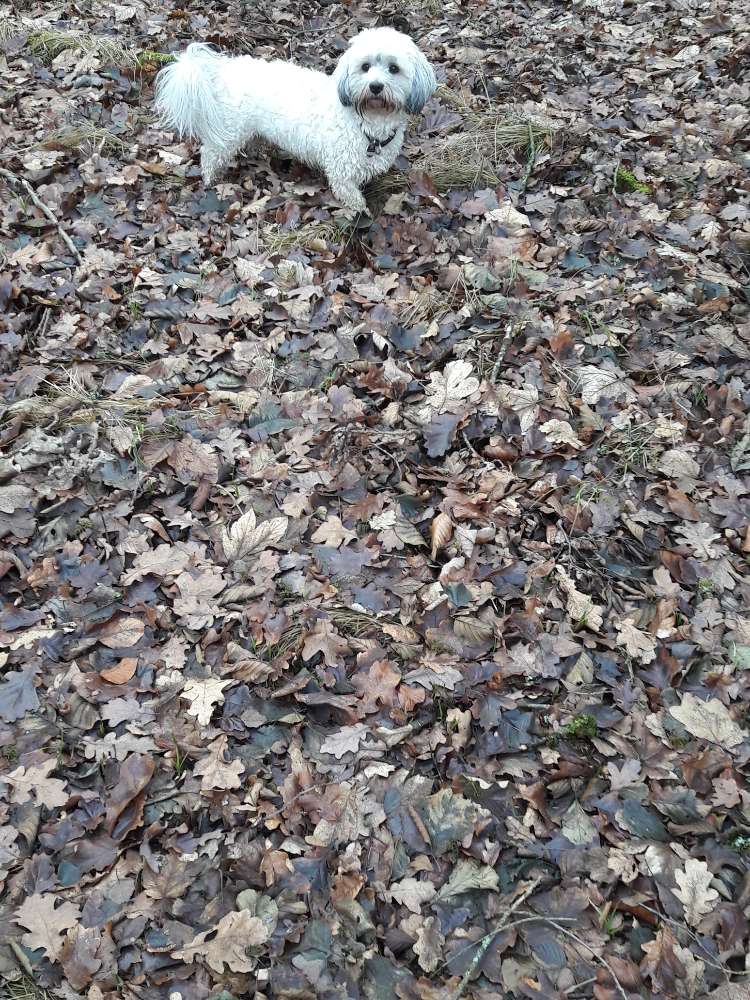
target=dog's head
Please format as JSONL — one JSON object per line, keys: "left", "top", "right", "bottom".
{"left": 333, "top": 27, "right": 436, "bottom": 119}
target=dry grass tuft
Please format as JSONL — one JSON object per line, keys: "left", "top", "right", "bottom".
{"left": 1, "top": 18, "right": 173, "bottom": 67}
{"left": 42, "top": 121, "right": 127, "bottom": 154}
{"left": 3, "top": 978, "right": 51, "bottom": 1000}
{"left": 26, "top": 27, "right": 137, "bottom": 66}
{"left": 371, "top": 85, "right": 554, "bottom": 196}
{"left": 260, "top": 220, "right": 352, "bottom": 254}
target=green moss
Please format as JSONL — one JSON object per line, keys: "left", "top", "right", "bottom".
{"left": 562, "top": 714, "right": 598, "bottom": 741}
{"left": 615, "top": 166, "right": 652, "bottom": 196}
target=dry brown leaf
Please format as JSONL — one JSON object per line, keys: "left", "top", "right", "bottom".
{"left": 182, "top": 678, "right": 232, "bottom": 727}
{"left": 430, "top": 511, "right": 453, "bottom": 559}
{"left": 173, "top": 909, "right": 270, "bottom": 972}
{"left": 99, "top": 616, "right": 145, "bottom": 649}
{"left": 193, "top": 735, "right": 244, "bottom": 791}
{"left": 5, "top": 759, "right": 68, "bottom": 809}
{"left": 673, "top": 857, "right": 719, "bottom": 926}
{"left": 100, "top": 657, "right": 138, "bottom": 684}
{"left": 14, "top": 893, "right": 81, "bottom": 960}
{"left": 669, "top": 693, "right": 745, "bottom": 749}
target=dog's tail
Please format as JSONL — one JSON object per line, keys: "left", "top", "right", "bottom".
{"left": 155, "top": 43, "right": 229, "bottom": 147}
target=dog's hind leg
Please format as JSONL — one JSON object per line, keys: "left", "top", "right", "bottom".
{"left": 200, "top": 144, "right": 236, "bottom": 185}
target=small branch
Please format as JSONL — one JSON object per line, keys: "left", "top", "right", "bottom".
{"left": 449, "top": 875, "right": 544, "bottom": 999}
{"left": 0, "top": 167, "right": 82, "bottom": 264}
{"left": 543, "top": 919, "right": 630, "bottom": 1000}
{"left": 518, "top": 121, "right": 537, "bottom": 193}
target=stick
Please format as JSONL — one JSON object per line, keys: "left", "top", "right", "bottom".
{"left": 449, "top": 875, "right": 544, "bottom": 999}
{"left": 0, "top": 167, "right": 82, "bottom": 264}
{"left": 543, "top": 919, "right": 630, "bottom": 1000}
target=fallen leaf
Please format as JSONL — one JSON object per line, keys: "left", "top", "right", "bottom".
{"left": 615, "top": 617, "right": 657, "bottom": 663}
{"left": 99, "top": 616, "right": 145, "bottom": 649}
{"left": 193, "top": 735, "right": 244, "bottom": 791}
{"left": 0, "top": 667, "right": 39, "bottom": 722}
{"left": 14, "top": 893, "right": 81, "bottom": 960}
{"left": 182, "top": 678, "right": 232, "bottom": 727}
{"left": 100, "top": 657, "right": 138, "bottom": 684}
{"left": 435, "top": 858, "right": 499, "bottom": 901}
{"left": 173, "top": 909, "right": 270, "bottom": 973}
{"left": 430, "top": 511, "right": 453, "bottom": 558}
{"left": 5, "top": 759, "right": 68, "bottom": 809}
{"left": 390, "top": 877, "right": 437, "bottom": 913}
{"left": 320, "top": 723, "right": 369, "bottom": 758}
{"left": 105, "top": 753, "right": 156, "bottom": 839}
{"left": 673, "top": 858, "right": 719, "bottom": 927}
{"left": 669, "top": 693, "right": 745, "bottom": 749}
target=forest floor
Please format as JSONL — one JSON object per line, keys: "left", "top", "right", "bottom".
{"left": 1, "top": 0, "right": 749, "bottom": 998}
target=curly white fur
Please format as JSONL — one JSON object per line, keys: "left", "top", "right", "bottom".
{"left": 155, "top": 28, "right": 436, "bottom": 213}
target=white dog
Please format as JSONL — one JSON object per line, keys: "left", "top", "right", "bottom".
{"left": 155, "top": 27, "right": 436, "bottom": 213}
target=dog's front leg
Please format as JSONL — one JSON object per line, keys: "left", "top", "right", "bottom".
{"left": 328, "top": 176, "right": 368, "bottom": 214}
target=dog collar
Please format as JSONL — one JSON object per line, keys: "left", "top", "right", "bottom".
{"left": 364, "top": 128, "right": 398, "bottom": 156}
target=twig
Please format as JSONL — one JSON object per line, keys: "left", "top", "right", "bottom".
{"left": 638, "top": 903, "right": 750, "bottom": 979}
{"left": 449, "top": 875, "right": 544, "bottom": 999}
{"left": 490, "top": 321, "right": 516, "bottom": 382}
{"left": 257, "top": 781, "right": 331, "bottom": 823}
{"left": 518, "top": 121, "right": 537, "bottom": 193}
{"left": 542, "top": 919, "right": 630, "bottom": 1000}
{"left": 0, "top": 167, "right": 82, "bottom": 264}
{"left": 10, "top": 941, "right": 34, "bottom": 977}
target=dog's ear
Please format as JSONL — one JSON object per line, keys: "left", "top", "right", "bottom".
{"left": 406, "top": 49, "right": 436, "bottom": 114}
{"left": 333, "top": 54, "right": 353, "bottom": 107}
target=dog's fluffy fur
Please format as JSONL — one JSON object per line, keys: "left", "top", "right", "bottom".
{"left": 155, "top": 28, "right": 436, "bottom": 213}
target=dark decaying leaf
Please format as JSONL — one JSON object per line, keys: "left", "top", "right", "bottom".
{"left": 105, "top": 754, "right": 155, "bottom": 840}
{"left": 0, "top": 667, "right": 39, "bottom": 722}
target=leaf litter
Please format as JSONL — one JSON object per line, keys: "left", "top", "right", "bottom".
{"left": 0, "top": 0, "right": 749, "bottom": 997}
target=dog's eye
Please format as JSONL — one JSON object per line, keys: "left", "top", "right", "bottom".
{"left": 389, "top": 63, "right": 399, "bottom": 74}
{"left": 362, "top": 62, "right": 370, "bottom": 72}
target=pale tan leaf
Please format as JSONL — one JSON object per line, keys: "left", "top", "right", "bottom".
{"left": 5, "top": 759, "right": 68, "bottom": 809}
{"left": 539, "top": 418, "right": 584, "bottom": 449}
{"left": 99, "top": 616, "right": 145, "bottom": 649}
{"left": 393, "top": 517, "right": 426, "bottom": 548}
{"left": 453, "top": 617, "right": 494, "bottom": 643}
{"left": 307, "top": 781, "right": 382, "bottom": 847}
{"left": 221, "top": 508, "right": 256, "bottom": 560}
{"left": 435, "top": 858, "right": 499, "bottom": 901}
{"left": 401, "top": 913, "right": 444, "bottom": 973}
{"left": 310, "top": 515, "right": 356, "bottom": 548}
{"left": 390, "top": 877, "right": 437, "bottom": 913}
{"left": 301, "top": 619, "right": 351, "bottom": 666}
{"left": 173, "top": 909, "right": 270, "bottom": 972}
{"left": 560, "top": 800, "right": 597, "bottom": 845}
{"left": 14, "top": 893, "right": 81, "bottom": 960}
{"left": 380, "top": 622, "right": 421, "bottom": 644}
{"left": 674, "top": 858, "right": 719, "bottom": 927}
{"left": 181, "top": 678, "right": 232, "bottom": 727}
{"left": 556, "top": 567, "right": 604, "bottom": 632}
{"left": 193, "top": 735, "right": 244, "bottom": 791}
{"left": 222, "top": 511, "right": 287, "bottom": 562}
{"left": 669, "top": 693, "right": 745, "bottom": 749}
{"left": 615, "top": 616, "right": 657, "bottom": 663}
{"left": 430, "top": 512, "right": 453, "bottom": 559}
{"left": 320, "top": 723, "right": 369, "bottom": 758}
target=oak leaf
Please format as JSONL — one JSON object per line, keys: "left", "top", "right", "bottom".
{"left": 674, "top": 858, "right": 718, "bottom": 926}
{"left": 173, "top": 909, "right": 270, "bottom": 973}
{"left": 14, "top": 893, "right": 81, "bottom": 960}
{"left": 182, "top": 677, "right": 232, "bottom": 727}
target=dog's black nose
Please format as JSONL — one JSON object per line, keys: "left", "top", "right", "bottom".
{"left": 369, "top": 82, "right": 384, "bottom": 95}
